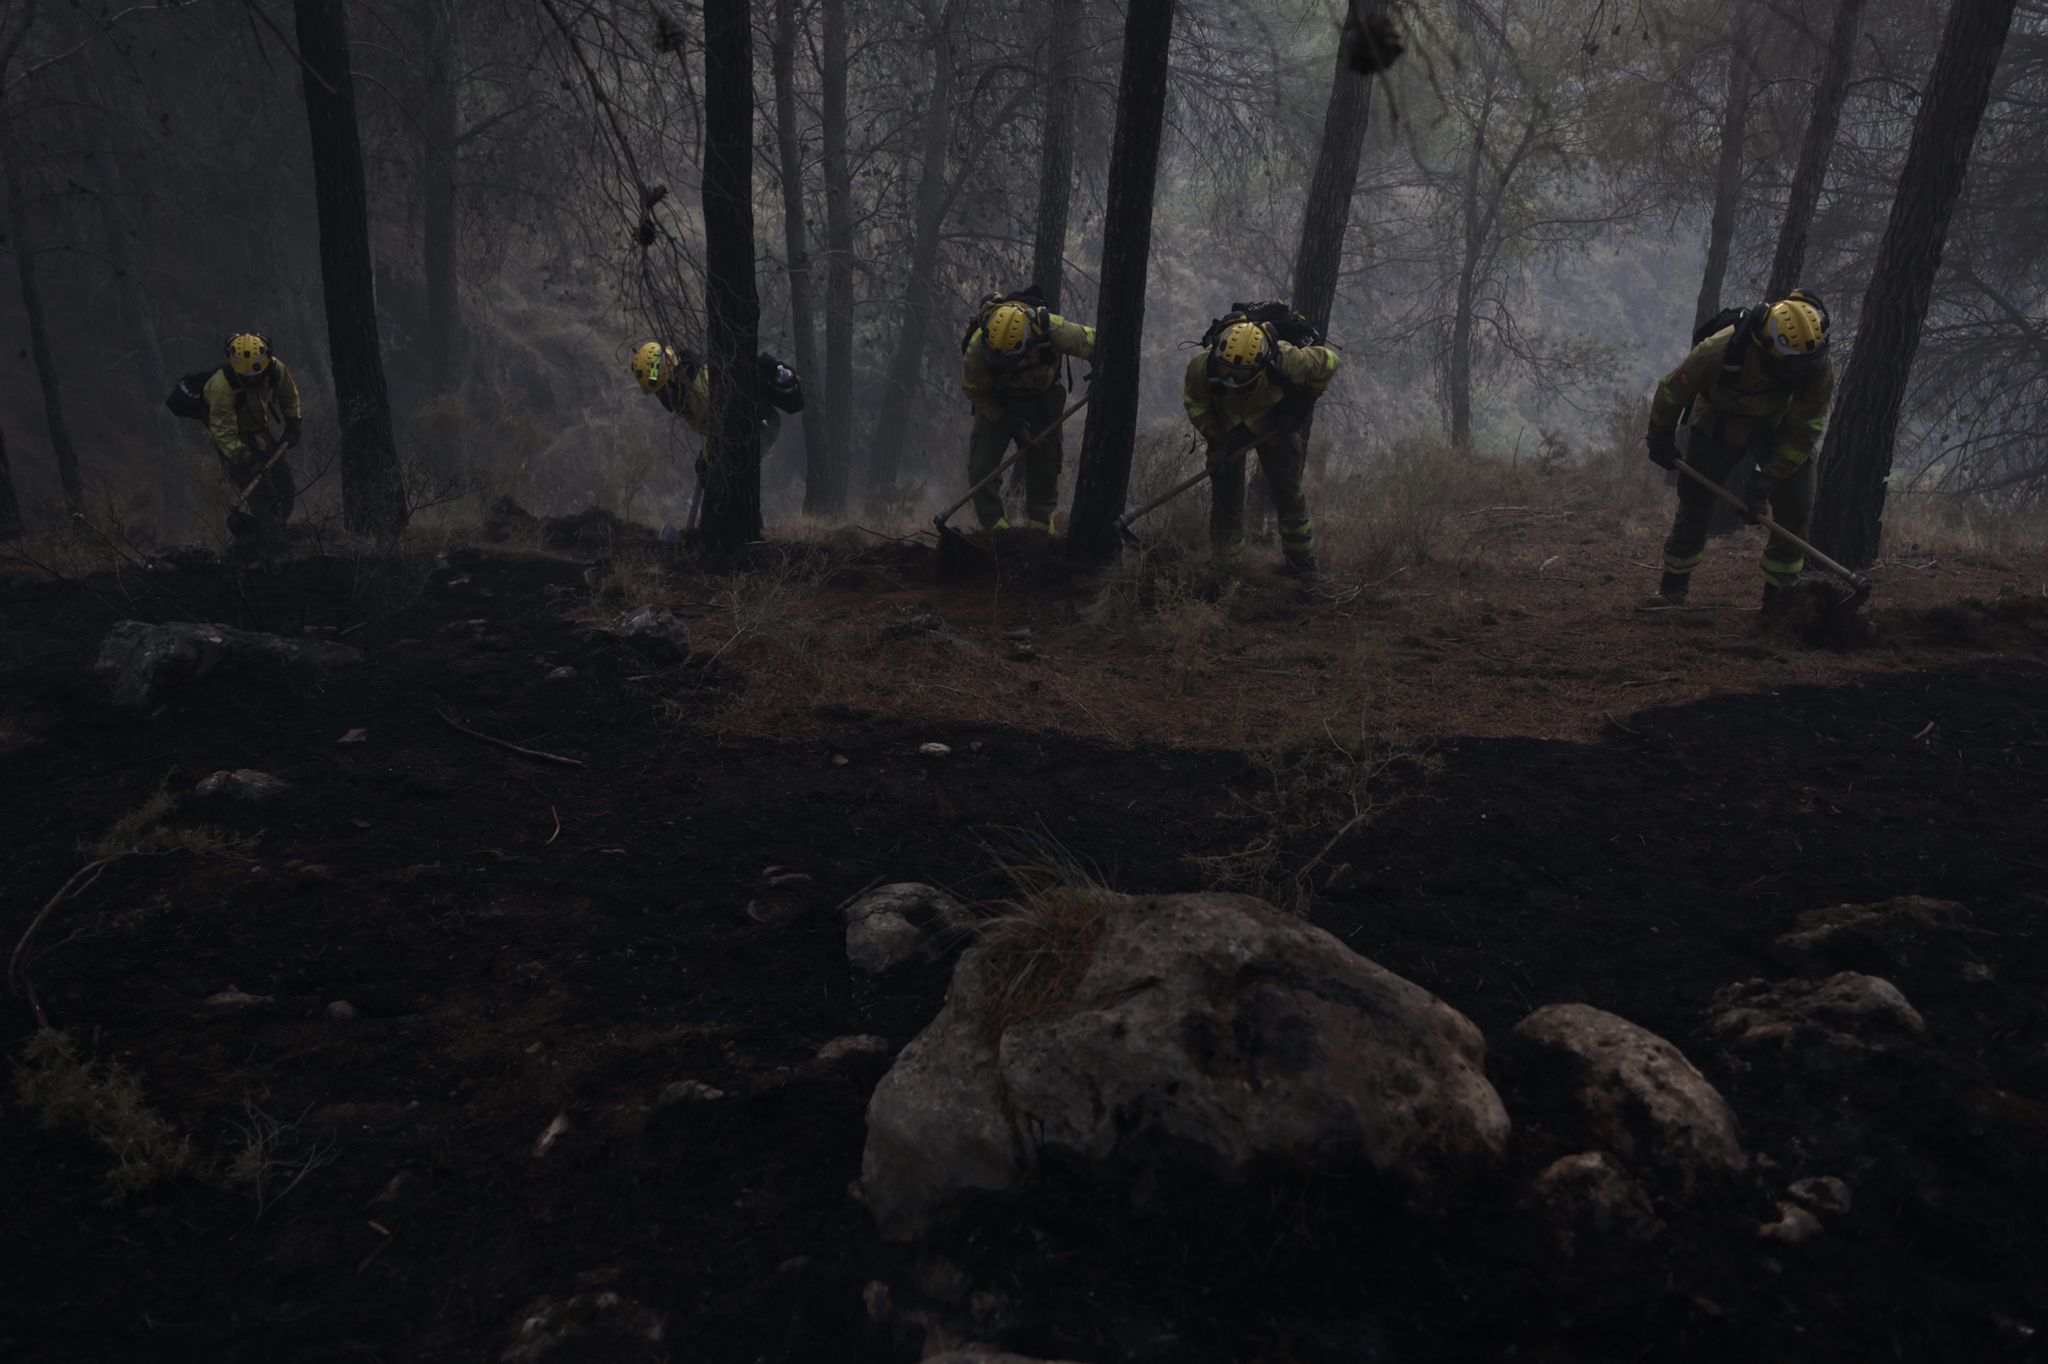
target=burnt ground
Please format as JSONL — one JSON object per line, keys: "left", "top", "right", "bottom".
{"left": 1, "top": 527, "right": 2045, "bottom": 1363}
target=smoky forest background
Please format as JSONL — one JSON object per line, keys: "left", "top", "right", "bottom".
{"left": 1, "top": 0, "right": 2044, "bottom": 567}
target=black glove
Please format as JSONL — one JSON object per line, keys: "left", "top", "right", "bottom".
{"left": 1745, "top": 479, "right": 1774, "bottom": 526}
{"left": 282, "top": 417, "right": 303, "bottom": 447}
{"left": 1646, "top": 430, "right": 1679, "bottom": 470}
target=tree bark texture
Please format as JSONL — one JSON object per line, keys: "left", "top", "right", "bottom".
{"left": 1066, "top": 0, "right": 1178, "bottom": 564}
{"left": 1694, "top": 0, "right": 1754, "bottom": 331}
{"left": 1290, "top": 0, "right": 1389, "bottom": 465}
{"left": 1812, "top": 0, "right": 2020, "bottom": 567}
{"left": 699, "top": 0, "right": 764, "bottom": 558}
{"left": 2, "top": 115, "right": 85, "bottom": 511}
{"left": 772, "top": 0, "right": 830, "bottom": 515}
{"left": 1766, "top": 0, "right": 1867, "bottom": 299}
{"left": 864, "top": 0, "right": 962, "bottom": 499}
{"left": 0, "top": 422, "right": 22, "bottom": 539}
{"left": 295, "top": 0, "right": 409, "bottom": 537}
{"left": 818, "top": 0, "right": 854, "bottom": 514}
{"left": 422, "top": 0, "right": 464, "bottom": 395}
{"left": 1030, "top": 0, "right": 1085, "bottom": 311}
{"left": 1447, "top": 96, "right": 1489, "bottom": 450}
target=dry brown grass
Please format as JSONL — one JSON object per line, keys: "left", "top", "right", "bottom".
{"left": 13, "top": 1029, "right": 198, "bottom": 1203}
{"left": 1189, "top": 718, "right": 1440, "bottom": 913}
{"left": 1882, "top": 491, "right": 2048, "bottom": 566}
{"left": 972, "top": 831, "right": 1125, "bottom": 1033}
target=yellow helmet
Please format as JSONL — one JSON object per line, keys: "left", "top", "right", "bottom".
{"left": 633, "top": 341, "right": 681, "bottom": 392}
{"left": 225, "top": 332, "right": 272, "bottom": 379}
{"left": 981, "top": 303, "right": 1040, "bottom": 369}
{"left": 1761, "top": 295, "right": 1828, "bottom": 372}
{"left": 1212, "top": 321, "right": 1272, "bottom": 388}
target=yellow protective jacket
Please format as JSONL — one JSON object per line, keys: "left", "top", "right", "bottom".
{"left": 204, "top": 362, "right": 302, "bottom": 461}
{"left": 961, "top": 314, "right": 1096, "bottom": 421}
{"left": 655, "top": 365, "right": 717, "bottom": 436}
{"left": 1649, "top": 327, "right": 1834, "bottom": 484}
{"left": 1183, "top": 341, "right": 1339, "bottom": 442}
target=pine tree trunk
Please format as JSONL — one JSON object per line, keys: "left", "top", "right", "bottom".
{"left": 0, "top": 422, "right": 22, "bottom": 539}
{"left": 1030, "top": 0, "right": 1085, "bottom": 311}
{"left": 1812, "top": 0, "right": 2019, "bottom": 568}
{"left": 818, "top": 0, "right": 854, "bottom": 514}
{"left": 2, "top": 114, "right": 85, "bottom": 511}
{"left": 422, "top": 0, "right": 463, "bottom": 396}
{"left": 1694, "top": 0, "right": 1754, "bottom": 331}
{"left": 699, "top": 0, "right": 764, "bottom": 559}
{"left": 1066, "top": 0, "right": 1177, "bottom": 565}
{"left": 295, "top": 0, "right": 409, "bottom": 537}
{"left": 1290, "top": 0, "right": 1386, "bottom": 472}
{"left": 863, "top": 0, "right": 962, "bottom": 501}
{"left": 1766, "top": 0, "right": 1867, "bottom": 298}
{"left": 772, "top": 0, "right": 829, "bottom": 515}
{"left": 1447, "top": 111, "right": 1486, "bottom": 451}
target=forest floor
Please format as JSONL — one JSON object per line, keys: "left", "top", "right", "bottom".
{"left": 2, "top": 497, "right": 2047, "bottom": 1363}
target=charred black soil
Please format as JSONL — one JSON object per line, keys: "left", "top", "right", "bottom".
{"left": 2, "top": 545, "right": 2044, "bottom": 1363}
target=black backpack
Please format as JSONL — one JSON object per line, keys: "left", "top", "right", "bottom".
{"left": 165, "top": 369, "right": 221, "bottom": 421}
{"left": 960, "top": 284, "right": 1052, "bottom": 356}
{"left": 1200, "top": 299, "right": 1324, "bottom": 352}
{"left": 1199, "top": 300, "right": 1328, "bottom": 416}
{"left": 756, "top": 353, "right": 804, "bottom": 413}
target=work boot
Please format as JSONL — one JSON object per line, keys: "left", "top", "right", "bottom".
{"left": 1283, "top": 551, "right": 1326, "bottom": 583}
{"left": 1761, "top": 582, "right": 1795, "bottom": 617}
{"left": 1643, "top": 570, "right": 1689, "bottom": 607}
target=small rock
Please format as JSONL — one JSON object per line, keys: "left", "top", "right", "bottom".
{"left": 545, "top": 665, "right": 578, "bottom": 681}
{"left": 1758, "top": 1201, "right": 1826, "bottom": 1245}
{"left": 1007, "top": 642, "right": 1039, "bottom": 662}
{"left": 337, "top": 727, "right": 368, "bottom": 744}
{"left": 195, "top": 769, "right": 290, "bottom": 802}
{"left": 1708, "top": 972, "right": 1926, "bottom": 1054}
{"left": 531, "top": 1113, "right": 571, "bottom": 1158}
{"left": 845, "top": 882, "right": 971, "bottom": 976}
{"left": 96, "top": 619, "right": 362, "bottom": 709}
{"left": 818, "top": 1034, "right": 891, "bottom": 1065}
{"left": 1527, "top": 1150, "right": 1664, "bottom": 1262}
{"left": 831, "top": 754, "right": 850, "bottom": 767}
{"left": 919, "top": 742, "right": 952, "bottom": 759}
{"left": 655, "top": 1081, "right": 726, "bottom": 1106}
{"left": 205, "top": 986, "right": 273, "bottom": 1008}
{"left": 1503, "top": 1004, "right": 1745, "bottom": 1199}
{"left": 613, "top": 606, "right": 692, "bottom": 663}
{"left": 502, "top": 1289, "right": 666, "bottom": 1362}
{"left": 1002, "top": 627, "right": 1033, "bottom": 642}
{"left": 1787, "top": 1175, "right": 1851, "bottom": 1216}
{"left": 326, "top": 1000, "right": 358, "bottom": 1020}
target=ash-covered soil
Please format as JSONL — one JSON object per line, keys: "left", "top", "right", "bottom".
{"left": 1, "top": 532, "right": 2044, "bottom": 1363}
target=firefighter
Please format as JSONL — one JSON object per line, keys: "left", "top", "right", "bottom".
{"left": 1645, "top": 292, "right": 1834, "bottom": 611}
{"left": 207, "top": 332, "right": 301, "bottom": 535}
{"left": 960, "top": 294, "right": 1096, "bottom": 531}
{"left": 634, "top": 343, "right": 800, "bottom": 521}
{"left": 1183, "top": 319, "right": 1339, "bottom": 578}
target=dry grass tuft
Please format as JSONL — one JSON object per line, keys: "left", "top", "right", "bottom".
{"left": 14, "top": 1029, "right": 198, "bottom": 1203}
{"left": 973, "top": 830, "right": 1124, "bottom": 1032}
{"left": 1190, "top": 721, "right": 1440, "bottom": 913}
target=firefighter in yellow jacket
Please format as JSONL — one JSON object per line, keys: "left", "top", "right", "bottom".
{"left": 1183, "top": 320, "right": 1339, "bottom": 577}
{"left": 961, "top": 296, "right": 1096, "bottom": 531}
{"left": 208, "top": 333, "right": 302, "bottom": 532}
{"left": 1645, "top": 292, "right": 1833, "bottom": 611}
{"left": 632, "top": 343, "right": 788, "bottom": 450}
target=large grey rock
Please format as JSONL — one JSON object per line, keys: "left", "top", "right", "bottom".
{"left": 1707, "top": 972, "right": 1925, "bottom": 1054}
{"left": 846, "top": 882, "right": 971, "bottom": 975}
{"left": 97, "top": 620, "right": 362, "bottom": 710}
{"left": 863, "top": 892, "right": 1510, "bottom": 1238}
{"left": 1504, "top": 1004, "right": 1745, "bottom": 1199}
